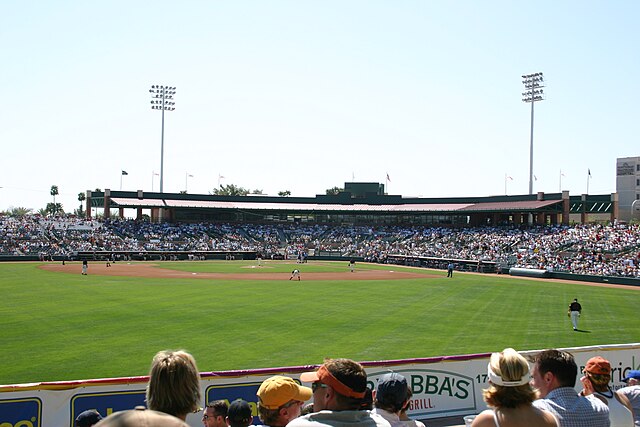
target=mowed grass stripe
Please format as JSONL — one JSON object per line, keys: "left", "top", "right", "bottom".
{"left": 1, "top": 262, "right": 638, "bottom": 385}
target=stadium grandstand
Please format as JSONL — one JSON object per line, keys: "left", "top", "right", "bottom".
{"left": 2, "top": 183, "right": 638, "bottom": 281}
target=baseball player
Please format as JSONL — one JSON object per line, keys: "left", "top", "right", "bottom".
{"left": 289, "top": 269, "right": 301, "bottom": 281}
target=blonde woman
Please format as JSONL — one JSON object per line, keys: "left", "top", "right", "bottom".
{"left": 472, "top": 348, "right": 558, "bottom": 427}
{"left": 146, "top": 350, "right": 201, "bottom": 421}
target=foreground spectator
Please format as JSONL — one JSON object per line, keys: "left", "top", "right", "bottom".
{"left": 257, "top": 375, "right": 312, "bottom": 427}
{"left": 146, "top": 350, "right": 201, "bottom": 421}
{"left": 531, "top": 349, "right": 610, "bottom": 427}
{"left": 289, "top": 358, "right": 391, "bottom": 427}
{"left": 95, "top": 406, "right": 188, "bottom": 427}
{"left": 471, "top": 348, "right": 557, "bottom": 427}
{"left": 617, "top": 370, "right": 640, "bottom": 427}
{"left": 227, "top": 399, "right": 253, "bottom": 427}
{"left": 372, "top": 372, "right": 416, "bottom": 427}
{"left": 75, "top": 409, "right": 103, "bottom": 427}
{"left": 580, "top": 356, "right": 633, "bottom": 427}
{"left": 398, "top": 388, "right": 425, "bottom": 427}
{"left": 203, "top": 400, "right": 229, "bottom": 427}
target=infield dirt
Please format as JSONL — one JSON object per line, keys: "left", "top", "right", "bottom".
{"left": 39, "top": 262, "right": 436, "bottom": 281}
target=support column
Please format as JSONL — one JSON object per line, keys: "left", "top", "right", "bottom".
{"left": 611, "top": 193, "right": 619, "bottom": 223}
{"left": 137, "top": 208, "right": 143, "bottom": 220}
{"left": 581, "top": 194, "right": 588, "bottom": 224}
{"left": 119, "top": 207, "right": 124, "bottom": 218}
{"left": 514, "top": 213, "right": 523, "bottom": 225}
{"left": 104, "top": 189, "right": 111, "bottom": 219}
{"left": 562, "top": 191, "right": 570, "bottom": 226}
{"left": 85, "top": 190, "right": 92, "bottom": 220}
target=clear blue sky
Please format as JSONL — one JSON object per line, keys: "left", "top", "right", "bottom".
{"left": 1, "top": 1, "right": 638, "bottom": 213}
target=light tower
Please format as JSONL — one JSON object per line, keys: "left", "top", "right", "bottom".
{"left": 521, "top": 72, "right": 544, "bottom": 195}
{"left": 149, "top": 85, "right": 176, "bottom": 193}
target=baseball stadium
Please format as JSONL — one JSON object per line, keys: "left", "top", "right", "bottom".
{"left": 1, "top": 182, "right": 638, "bottom": 426}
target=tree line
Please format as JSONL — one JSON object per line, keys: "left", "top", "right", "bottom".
{"left": 2, "top": 184, "right": 345, "bottom": 217}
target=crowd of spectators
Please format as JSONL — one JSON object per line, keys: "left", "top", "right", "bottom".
{"left": 1, "top": 214, "right": 639, "bottom": 277}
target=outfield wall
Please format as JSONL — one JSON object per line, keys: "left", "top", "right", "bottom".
{"left": 1, "top": 343, "right": 638, "bottom": 427}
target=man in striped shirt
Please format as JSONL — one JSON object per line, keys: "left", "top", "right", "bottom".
{"left": 531, "top": 349, "right": 610, "bottom": 427}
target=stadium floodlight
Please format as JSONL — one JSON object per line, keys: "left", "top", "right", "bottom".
{"left": 149, "top": 85, "right": 177, "bottom": 193}
{"left": 522, "top": 72, "right": 544, "bottom": 195}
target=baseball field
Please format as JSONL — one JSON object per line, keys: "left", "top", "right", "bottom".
{"left": 2, "top": 260, "right": 638, "bottom": 386}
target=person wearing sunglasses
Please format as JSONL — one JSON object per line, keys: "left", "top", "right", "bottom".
{"left": 256, "top": 375, "right": 312, "bottom": 427}
{"left": 288, "top": 358, "right": 391, "bottom": 427}
{"left": 203, "top": 400, "right": 229, "bottom": 427}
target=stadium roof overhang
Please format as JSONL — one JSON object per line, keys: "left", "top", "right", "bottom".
{"left": 105, "top": 197, "right": 564, "bottom": 214}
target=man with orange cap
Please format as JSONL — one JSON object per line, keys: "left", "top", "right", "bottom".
{"left": 256, "top": 375, "right": 312, "bottom": 427}
{"left": 580, "top": 356, "right": 633, "bottom": 427}
{"left": 288, "top": 358, "right": 390, "bottom": 427}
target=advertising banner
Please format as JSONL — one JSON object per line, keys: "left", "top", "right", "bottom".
{"left": 1, "top": 343, "right": 638, "bottom": 427}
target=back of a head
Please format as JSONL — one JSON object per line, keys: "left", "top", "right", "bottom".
{"left": 584, "top": 356, "right": 612, "bottom": 393}
{"left": 76, "top": 409, "right": 103, "bottom": 427}
{"left": 146, "top": 350, "right": 201, "bottom": 418}
{"left": 534, "top": 349, "right": 577, "bottom": 388}
{"left": 375, "top": 372, "right": 409, "bottom": 413}
{"left": 494, "top": 348, "right": 529, "bottom": 385}
{"left": 227, "top": 399, "right": 253, "bottom": 427}
{"left": 484, "top": 348, "right": 535, "bottom": 408}
{"left": 360, "top": 387, "right": 373, "bottom": 411}
{"left": 326, "top": 358, "right": 368, "bottom": 409}
{"left": 95, "top": 407, "right": 189, "bottom": 427}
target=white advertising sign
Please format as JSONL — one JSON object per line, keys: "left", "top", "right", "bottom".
{"left": 1, "top": 344, "right": 638, "bottom": 427}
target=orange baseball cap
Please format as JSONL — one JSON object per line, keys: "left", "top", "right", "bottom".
{"left": 300, "top": 364, "right": 366, "bottom": 399}
{"left": 584, "top": 356, "right": 611, "bottom": 375}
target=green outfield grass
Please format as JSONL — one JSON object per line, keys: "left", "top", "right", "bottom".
{"left": 2, "top": 260, "right": 638, "bottom": 385}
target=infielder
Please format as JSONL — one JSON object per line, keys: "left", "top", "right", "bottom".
{"left": 289, "top": 269, "right": 301, "bottom": 281}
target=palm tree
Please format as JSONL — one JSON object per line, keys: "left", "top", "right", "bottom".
{"left": 77, "top": 192, "right": 86, "bottom": 217}
{"left": 9, "top": 207, "right": 32, "bottom": 217}
{"left": 212, "top": 184, "right": 250, "bottom": 196}
{"left": 325, "top": 186, "right": 343, "bottom": 195}
{"left": 50, "top": 185, "right": 59, "bottom": 204}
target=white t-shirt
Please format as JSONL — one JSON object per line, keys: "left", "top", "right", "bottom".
{"left": 617, "top": 386, "right": 640, "bottom": 427}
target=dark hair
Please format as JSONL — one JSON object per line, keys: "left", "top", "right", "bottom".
{"left": 258, "top": 405, "right": 280, "bottom": 425}
{"left": 227, "top": 399, "right": 252, "bottom": 427}
{"left": 584, "top": 372, "right": 611, "bottom": 393}
{"left": 207, "top": 400, "right": 229, "bottom": 418}
{"left": 360, "top": 387, "right": 373, "bottom": 410}
{"left": 533, "top": 349, "right": 577, "bottom": 388}
{"left": 325, "top": 358, "right": 368, "bottom": 410}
